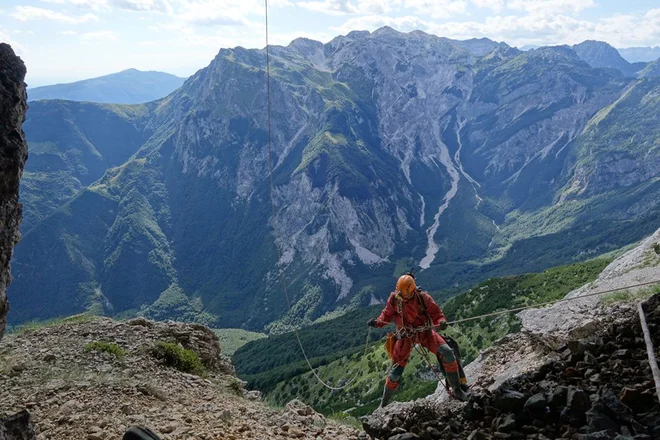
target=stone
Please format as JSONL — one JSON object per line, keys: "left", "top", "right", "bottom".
{"left": 600, "top": 389, "right": 633, "bottom": 422}
{"left": 619, "top": 388, "right": 653, "bottom": 413}
{"left": 523, "top": 393, "right": 547, "bottom": 417}
{"left": 496, "top": 414, "right": 516, "bottom": 432}
{"left": 548, "top": 386, "right": 568, "bottom": 408}
{"left": 586, "top": 405, "right": 619, "bottom": 433}
{"left": 577, "top": 431, "right": 617, "bottom": 439}
{"left": 387, "top": 434, "right": 419, "bottom": 440}
{"left": 567, "top": 387, "right": 591, "bottom": 412}
{"left": 467, "top": 430, "right": 492, "bottom": 440}
{"left": 0, "top": 411, "right": 36, "bottom": 440}
{"left": 493, "top": 390, "right": 527, "bottom": 412}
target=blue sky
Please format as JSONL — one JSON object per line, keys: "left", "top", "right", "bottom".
{"left": 1, "top": 0, "right": 659, "bottom": 86}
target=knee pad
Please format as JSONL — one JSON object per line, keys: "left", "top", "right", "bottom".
{"left": 388, "top": 364, "right": 404, "bottom": 383}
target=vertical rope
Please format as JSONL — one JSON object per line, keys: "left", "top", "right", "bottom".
{"left": 262, "top": 0, "right": 370, "bottom": 391}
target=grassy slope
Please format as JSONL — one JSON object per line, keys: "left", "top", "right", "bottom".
{"left": 213, "top": 329, "right": 266, "bottom": 356}
{"left": 21, "top": 100, "right": 152, "bottom": 231}
{"left": 234, "top": 257, "right": 611, "bottom": 416}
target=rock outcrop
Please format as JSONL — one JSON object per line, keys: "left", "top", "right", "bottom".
{"left": 0, "top": 43, "right": 27, "bottom": 343}
{"left": 0, "top": 317, "right": 359, "bottom": 439}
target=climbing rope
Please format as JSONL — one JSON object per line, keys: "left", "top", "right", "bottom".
{"left": 444, "top": 278, "right": 660, "bottom": 326}
{"left": 263, "top": 0, "right": 371, "bottom": 391}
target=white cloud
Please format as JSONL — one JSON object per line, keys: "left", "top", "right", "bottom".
{"left": 57, "top": 0, "right": 172, "bottom": 13}
{"left": 11, "top": 6, "right": 99, "bottom": 24}
{"left": 297, "top": 0, "right": 401, "bottom": 15}
{"left": 83, "top": 30, "right": 120, "bottom": 40}
{"left": 420, "top": 9, "right": 660, "bottom": 48}
{"left": 110, "top": 0, "right": 172, "bottom": 13}
{"left": 471, "top": 0, "right": 503, "bottom": 13}
{"left": 507, "top": 0, "right": 595, "bottom": 15}
{"left": 58, "top": 30, "right": 78, "bottom": 35}
{"left": 39, "top": 0, "right": 66, "bottom": 4}
{"left": 298, "top": 0, "right": 359, "bottom": 15}
{"left": 405, "top": 0, "right": 467, "bottom": 19}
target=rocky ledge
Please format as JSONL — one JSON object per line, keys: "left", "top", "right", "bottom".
{"left": 363, "top": 293, "right": 660, "bottom": 439}
{"left": 0, "top": 317, "right": 359, "bottom": 439}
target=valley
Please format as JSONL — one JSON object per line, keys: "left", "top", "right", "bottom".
{"left": 9, "top": 29, "right": 660, "bottom": 334}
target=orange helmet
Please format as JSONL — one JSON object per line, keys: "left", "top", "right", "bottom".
{"left": 396, "top": 275, "right": 417, "bottom": 300}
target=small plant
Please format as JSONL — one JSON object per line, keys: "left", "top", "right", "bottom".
{"left": 653, "top": 243, "right": 660, "bottom": 256}
{"left": 151, "top": 341, "right": 206, "bottom": 376}
{"left": 84, "top": 341, "right": 126, "bottom": 359}
{"left": 228, "top": 379, "right": 244, "bottom": 396}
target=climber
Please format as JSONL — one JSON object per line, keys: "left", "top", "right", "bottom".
{"left": 367, "top": 273, "right": 470, "bottom": 407}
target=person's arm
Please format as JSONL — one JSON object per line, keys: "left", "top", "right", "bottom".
{"left": 368, "top": 294, "right": 396, "bottom": 327}
{"left": 424, "top": 293, "right": 447, "bottom": 327}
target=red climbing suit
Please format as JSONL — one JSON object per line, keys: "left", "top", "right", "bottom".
{"left": 373, "top": 291, "right": 458, "bottom": 388}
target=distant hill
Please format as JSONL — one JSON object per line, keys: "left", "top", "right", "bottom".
{"left": 28, "top": 69, "right": 186, "bottom": 104}
{"left": 618, "top": 46, "right": 660, "bottom": 63}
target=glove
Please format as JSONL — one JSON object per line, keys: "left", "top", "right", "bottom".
{"left": 367, "top": 318, "right": 378, "bottom": 328}
{"left": 438, "top": 320, "right": 448, "bottom": 331}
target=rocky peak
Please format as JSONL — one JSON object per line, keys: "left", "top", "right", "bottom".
{"left": 0, "top": 43, "right": 27, "bottom": 344}
{"left": 573, "top": 40, "right": 640, "bottom": 76}
{"left": 453, "top": 37, "right": 504, "bottom": 56}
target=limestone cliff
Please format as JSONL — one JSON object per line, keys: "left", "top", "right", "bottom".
{"left": 0, "top": 43, "right": 27, "bottom": 343}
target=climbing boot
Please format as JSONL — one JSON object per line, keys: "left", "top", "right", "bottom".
{"left": 446, "top": 370, "right": 471, "bottom": 402}
{"left": 379, "top": 383, "right": 397, "bottom": 408}
{"left": 123, "top": 427, "right": 162, "bottom": 440}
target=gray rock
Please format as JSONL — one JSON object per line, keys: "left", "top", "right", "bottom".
{"left": 493, "top": 390, "right": 526, "bottom": 412}
{"left": 524, "top": 393, "right": 547, "bottom": 416}
{"left": 0, "top": 411, "right": 36, "bottom": 440}
{"left": 567, "top": 387, "right": 591, "bottom": 412}
{"left": 0, "top": 43, "right": 28, "bottom": 343}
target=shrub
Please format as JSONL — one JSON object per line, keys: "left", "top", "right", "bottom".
{"left": 84, "top": 341, "right": 125, "bottom": 359}
{"left": 653, "top": 243, "right": 660, "bottom": 255}
{"left": 151, "top": 341, "right": 206, "bottom": 376}
{"left": 228, "top": 379, "right": 244, "bottom": 396}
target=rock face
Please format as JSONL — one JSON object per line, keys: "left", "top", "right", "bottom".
{"left": 363, "top": 293, "right": 660, "bottom": 439}
{"left": 0, "top": 38, "right": 32, "bottom": 440}
{"left": 0, "top": 43, "right": 27, "bottom": 343}
{"left": 0, "top": 317, "right": 358, "bottom": 439}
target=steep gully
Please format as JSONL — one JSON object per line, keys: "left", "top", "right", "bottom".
{"left": 419, "top": 120, "right": 484, "bottom": 269}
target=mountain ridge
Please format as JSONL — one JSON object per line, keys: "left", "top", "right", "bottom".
{"left": 28, "top": 69, "right": 187, "bottom": 104}
{"left": 9, "top": 29, "right": 660, "bottom": 334}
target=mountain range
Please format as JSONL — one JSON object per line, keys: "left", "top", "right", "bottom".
{"left": 617, "top": 46, "right": 660, "bottom": 63}
{"left": 8, "top": 30, "right": 660, "bottom": 331}
{"left": 27, "top": 69, "right": 186, "bottom": 104}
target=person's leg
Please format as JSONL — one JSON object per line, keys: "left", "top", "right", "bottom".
{"left": 379, "top": 339, "right": 411, "bottom": 408}
{"left": 427, "top": 332, "right": 470, "bottom": 401}
{"left": 380, "top": 363, "right": 405, "bottom": 408}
